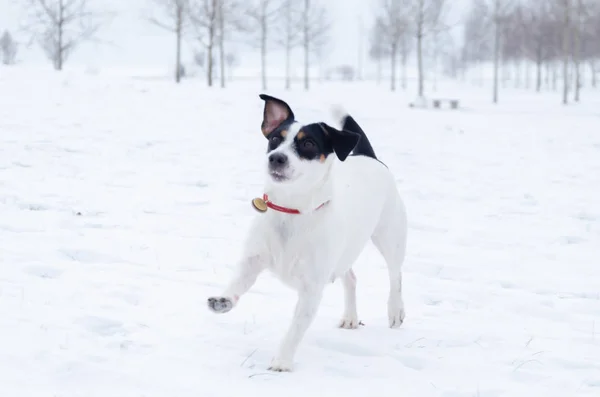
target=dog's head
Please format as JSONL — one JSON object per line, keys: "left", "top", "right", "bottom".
{"left": 259, "top": 94, "right": 360, "bottom": 190}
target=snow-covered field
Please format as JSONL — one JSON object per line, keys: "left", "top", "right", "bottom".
{"left": 1, "top": 68, "right": 599, "bottom": 397}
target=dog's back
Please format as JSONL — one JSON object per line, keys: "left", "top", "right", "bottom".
{"left": 330, "top": 143, "right": 405, "bottom": 276}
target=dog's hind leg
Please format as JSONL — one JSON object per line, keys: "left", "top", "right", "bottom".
{"left": 371, "top": 197, "right": 407, "bottom": 328}
{"left": 338, "top": 269, "right": 360, "bottom": 329}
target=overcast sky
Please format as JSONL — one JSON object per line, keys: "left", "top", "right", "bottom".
{"left": 0, "top": 0, "right": 467, "bottom": 74}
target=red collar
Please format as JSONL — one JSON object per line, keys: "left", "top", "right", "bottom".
{"left": 255, "top": 194, "right": 330, "bottom": 214}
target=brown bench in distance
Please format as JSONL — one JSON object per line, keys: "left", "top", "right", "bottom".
{"left": 432, "top": 98, "right": 459, "bottom": 109}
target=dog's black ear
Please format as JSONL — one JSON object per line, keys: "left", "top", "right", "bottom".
{"left": 319, "top": 123, "right": 360, "bottom": 162}
{"left": 259, "top": 94, "right": 295, "bottom": 137}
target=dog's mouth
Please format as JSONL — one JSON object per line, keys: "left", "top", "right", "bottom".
{"left": 269, "top": 169, "right": 289, "bottom": 182}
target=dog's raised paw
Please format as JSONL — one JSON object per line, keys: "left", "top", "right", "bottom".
{"left": 207, "top": 296, "right": 233, "bottom": 313}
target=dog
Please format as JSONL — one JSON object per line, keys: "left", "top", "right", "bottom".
{"left": 207, "top": 94, "right": 407, "bottom": 372}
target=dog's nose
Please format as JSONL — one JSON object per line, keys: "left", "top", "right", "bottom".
{"left": 269, "top": 153, "right": 288, "bottom": 167}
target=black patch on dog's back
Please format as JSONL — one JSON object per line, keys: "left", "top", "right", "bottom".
{"left": 342, "top": 114, "right": 387, "bottom": 167}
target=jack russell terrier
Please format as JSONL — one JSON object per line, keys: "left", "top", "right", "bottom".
{"left": 207, "top": 94, "right": 407, "bottom": 372}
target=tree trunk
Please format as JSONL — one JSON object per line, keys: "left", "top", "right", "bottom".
{"left": 357, "top": 17, "right": 363, "bottom": 80}
{"left": 207, "top": 29, "right": 214, "bottom": 87}
{"left": 416, "top": 0, "right": 425, "bottom": 97}
{"left": 417, "top": 31, "right": 424, "bottom": 97}
{"left": 303, "top": 0, "right": 309, "bottom": 91}
{"left": 591, "top": 60, "right": 597, "bottom": 88}
{"left": 390, "top": 42, "right": 397, "bottom": 91}
{"left": 477, "top": 61, "right": 485, "bottom": 87}
{"left": 525, "top": 59, "right": 531, "bottom": 90}
{"left": 535, "top": 44, "right": 542, "bottom": 92}
{"left": 574, "top": 0, "right": 582, "bottom": 102}
{"left": 432, "top": 53, "right": 438, "bottom": 92}
{"left": 552, "top": 61, "right": 558, "bottom": 91}
{"left": 218, "top": 1, "right": 225, "bottom": 89}
{"left": 502, "top": 59, "right": 509, "bottom": 88}
{"left": 175, "top": 5, "right": 182, "bottom": 83}
{"left": 261, "top": 14, "right": 267, "bottom": 90}
{"left": 493, "top": 3, "right": 500, "bottom": 104}
{"left": 57, "top": 0, "right": 64, "bottom": 71}
{"left": 562, "top": 0, "right": 571, "bottom": 105}
{"left": 401, "top": 38, "right": 407, "bottom": 90}
{"left": 432, "top": 33, "right": 438, "bottom": 92}
{"left": 285, "top": 1, "right": 292, "bottom": 90}
{"left": 376, "top": 58, "right": 382, "bottom": 85}
{"left": 285, "top": 38, "right": 291, "bottom": 90}
{"left": 317, "top": 49, "right": 323, "bottom": 83}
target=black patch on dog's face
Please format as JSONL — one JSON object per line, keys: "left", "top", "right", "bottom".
{"left": 292, "top": 123, "right": 334, "bottom": 161}
{"left": 266, "top": 120, "right": 294, "bottom": 153}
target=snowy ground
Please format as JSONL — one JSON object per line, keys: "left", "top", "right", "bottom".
{"left": 1, "top": 68, "right": 599, "bottom": 397}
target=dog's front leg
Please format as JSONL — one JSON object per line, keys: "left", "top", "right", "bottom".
{"left": 207, "top": 254, "right": 265, "bottom": 314}
{"left": 268, "top": 285, "right": 325, "bottom": 372}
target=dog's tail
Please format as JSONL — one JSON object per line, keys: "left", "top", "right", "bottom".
{"left": 331, "top": 106, "right": 378, "bottom": 160}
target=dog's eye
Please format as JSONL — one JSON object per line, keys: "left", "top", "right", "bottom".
{"left": 302, "top": 139, "right": 316, "bottom": 149}
{"left": 271, "top": 136, "right": 281, "bottom": 144}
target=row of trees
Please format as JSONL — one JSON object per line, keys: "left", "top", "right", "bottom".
{"left": 368, "top": 0, "right": 451, "bottom": 99}
{"left": 461, "top": 0, "right": 600, "bottom": 104}
{"left": 6, "top": 0, "right": 599, "bottom": 103}
{"left": 150, "top": 0, "right": 330, "bottom": 88}
{"left": 15, "top": 0, "right": 110, "bottom": 71}
{"left": 367, "top": 0, "right": 600, "bottom": 104}
{"left": 7, "top": 0, "right": 331, "bottom": 90}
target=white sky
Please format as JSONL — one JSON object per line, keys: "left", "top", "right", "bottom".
{"left": 0, "top": 0, "right": 468, "bottom": 73}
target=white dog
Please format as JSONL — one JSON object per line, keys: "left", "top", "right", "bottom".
{"left": 207, "top": 94, "right": 407, "bottom": 372}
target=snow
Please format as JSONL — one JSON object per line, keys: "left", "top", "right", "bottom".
{"left": 1, "top": 67, "right": 599, "bottom": 397}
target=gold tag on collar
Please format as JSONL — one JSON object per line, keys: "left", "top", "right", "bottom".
{"left": 251, "top": 197, "right": 268, "bottom": 213}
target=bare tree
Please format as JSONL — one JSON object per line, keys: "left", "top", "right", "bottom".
{"left": 189, "top": 0, "right": 248, "bottom": 88}
{"left": 462, "top": 0, "right": 492, "bottom": 85}
{"left": 490, "top": 0, "right": 514, "bottom": 103}
{"left": 0, "top": 30, "right": 18, "bottom": 65}
{"left": 373, "top": 0, "right": 412, "bottom": 92}
{"left": 584, "top": 1, "right": 600, "bottom": 88}
{"left": 520, "top": 0, "right": 556, "bottom": 92}
{"left": 430, "top": 29, "right": 454, "bottom": 91}
{"left": 399, "top": 33, "right": 411, "bottom": 89}
{"left": 213, "top": 0, "right": 247, "bottom": 87}
{"left": 149, "top": 0, "right": 188, "bottom": 83}
{"left": 300, "top": 0, "right": 331, "bottom": 90}
{"left": 368, "top": 20, "right": 390, "bottom": 85}
{"left": 572, "top": 0, "right": 591, "bottom": 102}
{"left": 21, "top": 0, "right": 107, "bottom": 71}
{"left": 276, "top": 0, "right": 302, "bottom": 90}
{"left": 411, "top": 0, "right": 449, "bottom": 98}
{"left": 248, "top": 0, "right": 283, "bottom": 90}
{"left": 188, "top": 0, "right": 218, "bottom": 86}
{"left": 217, "top": 0, "right": 225, "bottom": 87}
{"left": 556, "top": 0, "right": 572, "bottom": 104}
{"left": 357, "top": 16, "right": 364, "bottom": 80}
{"left": 225, "top": 52, "right": 239, "bottom": 80}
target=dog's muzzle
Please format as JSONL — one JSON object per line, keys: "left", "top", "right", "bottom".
{"left": 268, "top": 153, "right": 289, "bottom": 181}
{"left": 268, "top": 153, "right": 288, "bottom": 169}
